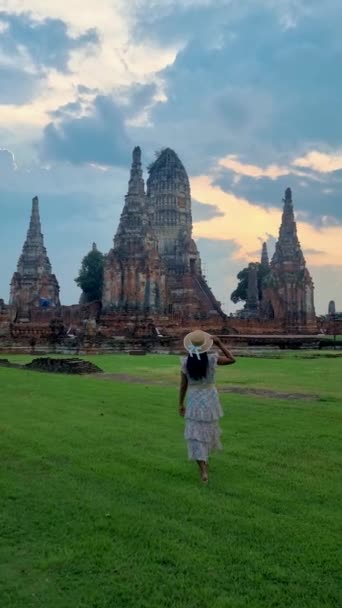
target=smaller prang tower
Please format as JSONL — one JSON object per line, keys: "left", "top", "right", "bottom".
{"left": 10, "top": 196, "right": 60, "bottom": 321}
{"left": 261, "top": 188, "right": 316, "bottom": 333}
{"left": 102, "top": 147, "right": 166, "bottom": 313}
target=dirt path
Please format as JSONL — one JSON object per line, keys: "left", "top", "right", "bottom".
{"left": 90, "top": 373, "right": 319, "bottom": 401}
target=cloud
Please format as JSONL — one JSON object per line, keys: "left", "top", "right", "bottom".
{"left": 134, "top": 0, "right": 342, "bottom": 173}
{"left": 0, "top": 11, "right": 99, "bottom": 72}
{"left": 0, "top": 3, "right": 177, "bottom": 135}
{"left": 131, "top": 1, "right": 231, "bottom": 47}
{"left": 49, "top": 101, "right": 82, "bottom": 119}
{"left": 294, "top": 151, "right": 342, "bottom": 174}
{"left": 192, "top": 199, "right": 224, "bottom": 221}
{"left": 190, "top": 175, "right": 342, "bottom": 268}
{"left": 214, "top": 165, "right": 342, "bottom": 223}
{"left": 0, "top": 10, "right": 98, "bottom": 108}
{"left": 304, "top": 248, "right": 326, "bottom": 256}
{"left": 41, "top": 95, "right": 132, "bottom": 166}
{"left": 219, "top": 156, "right": 290, "bottom": 180}
{"left": 0, "top": 151, "right": 130, "bottom": 303}
{"left": 125, "top": 82, "right": 158, "bottom": 110}
{"left": 77, "top": 84, "right": 99, "bottom": 95}
{"left": 1, "top": 0, "right": 342, "bottom": 315}
{"left": 0, "top": 65, "right": 41, "bottom": 105}
{"left": 0, "top": 148, "right": 16, "bottom": 173}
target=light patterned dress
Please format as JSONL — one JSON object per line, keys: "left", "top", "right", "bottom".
{"left": 181, "top": 352, "right": 223, "bottom": 463}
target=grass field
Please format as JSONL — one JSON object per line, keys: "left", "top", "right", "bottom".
{"left": 1, "top": 354, "right": 341, "bottom": 608}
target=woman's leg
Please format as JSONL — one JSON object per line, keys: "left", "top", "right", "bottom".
{"left": 196, "top": 460, "right": 208, "bottom": 482}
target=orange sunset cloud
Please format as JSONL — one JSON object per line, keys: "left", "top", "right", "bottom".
{"left": 191, "top": 175, "right": 342, "bottom": 268}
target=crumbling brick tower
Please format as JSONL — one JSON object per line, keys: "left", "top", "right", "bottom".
{"left": 102, "top": 147, "right": 166, "bottom": 313}
{"left": 10, "top": 196, "right": 60, "bottom": 321}
{"left": 261, "top": 188, "right": 317, "bottom": 332}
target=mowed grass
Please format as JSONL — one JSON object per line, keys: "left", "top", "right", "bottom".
{"left": 4, "top": 352, "right": 342, "bottom": 397}
{"left": 1, "top": 356, "right": 341, "bottom": 608}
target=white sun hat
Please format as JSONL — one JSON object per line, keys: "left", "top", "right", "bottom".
{"left": 183, "top": 329, "right": 213, "bottom": 359}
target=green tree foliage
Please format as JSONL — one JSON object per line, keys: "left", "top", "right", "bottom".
{"left": 231, "top": 267, "right": 249, "bottom": 304}
{"left": 231, "top": 263, "right": 270, "bottom": 304}
{"left": 75, "top": 248, "right": 104, "bottom": 303}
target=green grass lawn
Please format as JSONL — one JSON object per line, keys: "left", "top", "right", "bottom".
{"left": 4, "top": 352, "right": 342, "bottom": 397}
{"left": 1, "top": 355, "right": 341, "bottom": 608}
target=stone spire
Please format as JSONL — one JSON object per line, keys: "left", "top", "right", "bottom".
{"left": 246, "top": 263, "right": 259, "bottom": 317}
{"left": 28, "top": 196, "right": 43, "bottom": 241}
{"left": 102, "top": 146, "right": 166, "bottom": 313}
{"left": 114, "top": 146, "right": 150, "bottom": 249}
{"left": 10, "top": 196, "right": 60, "bottom": 316}
{"left": 328, "top": 300, "right": 336, "bottom": 316}
{"left": 127, "top": 146, "right": 145, "bottom": 197}
{"left": 273, "top": 187, "right": 304, "bottom": 265}
{"left": 17, "top": 197, "right": 52, "bottom": 276}
{"left": 260, "top": 241, "right": 269, "bottom": 268}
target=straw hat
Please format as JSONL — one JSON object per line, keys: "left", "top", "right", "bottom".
{"left": 184, "top": 330, "right": 213, "bottom": 358}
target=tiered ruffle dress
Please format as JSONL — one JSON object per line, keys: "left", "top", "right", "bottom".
{"left": 181, "top": 352, "right": 223, "bottom": 463}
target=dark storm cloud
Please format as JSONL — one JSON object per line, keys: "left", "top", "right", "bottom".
{"left": 129, "top": 0, "right": 342, "bottom": 219}
{"left": 214, "top": 170, "right": 342, "bottom": 224}
{"left": 41, "top": 95, "right": 132, "bottom": 167}
{"left": 0, "top": 11, "right": 99, "bottom": 72}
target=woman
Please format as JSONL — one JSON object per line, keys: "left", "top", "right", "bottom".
{"left": 179, "top": 330, "right": 236, "bottom": 483}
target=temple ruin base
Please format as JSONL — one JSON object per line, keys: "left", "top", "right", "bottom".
{"left": 0, "top": 300, "right": 332, "bottom": 355}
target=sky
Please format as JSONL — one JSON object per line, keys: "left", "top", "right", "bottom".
{"left": 0, "top": 0, "right": 341, "bottom": 314}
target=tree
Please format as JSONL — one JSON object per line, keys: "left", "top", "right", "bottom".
{"left": 231, "top": 267, "right": 249, "bottom": 304}
{"left": 75, "top": 246, "right": 104, "bottom": 303}
{"left": 230, "top": 263, "right": 270, "bottom": 305}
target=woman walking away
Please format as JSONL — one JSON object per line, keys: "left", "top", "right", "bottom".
{"left": 179, "top": 330, "right": 235, "bottom": 483}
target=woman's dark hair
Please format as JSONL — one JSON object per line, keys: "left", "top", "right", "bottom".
{"left": 186, "top": 352, "right": 209, "bottom": 380}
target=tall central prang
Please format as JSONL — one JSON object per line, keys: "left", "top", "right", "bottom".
{"left": 146, "top": 148, "right": 224, "bottom": 318}
{"left": 147, "top": 148, "right": 200, "bottom": 274}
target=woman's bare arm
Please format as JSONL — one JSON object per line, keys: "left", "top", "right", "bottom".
{"left": 212, "top": 336, "right": 236, "bottom": 366}
{"left": 179, "top": 372, "right": 188, "bottom": 416}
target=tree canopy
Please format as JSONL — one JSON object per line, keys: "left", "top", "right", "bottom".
{"left": 230, "top": 263, "right": 270, "bottom": 305}
{"left": 75, "top": 248, "right": 104, "bottom": 303}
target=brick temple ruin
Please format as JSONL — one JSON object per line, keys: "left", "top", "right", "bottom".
{"left": 9, "top": 196, "right": 60, "bottom": 322}
{"left": 102, "top": 147, "right": 223, "bottom": 319}
{"left": 261, "top": 188, "right": 316, "bottom": 332}
{"left": 0, "top": 147, "right": 323, "bottom": 352}
{"left": 242, "top": 188, "right": 317, "bottom": 333}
